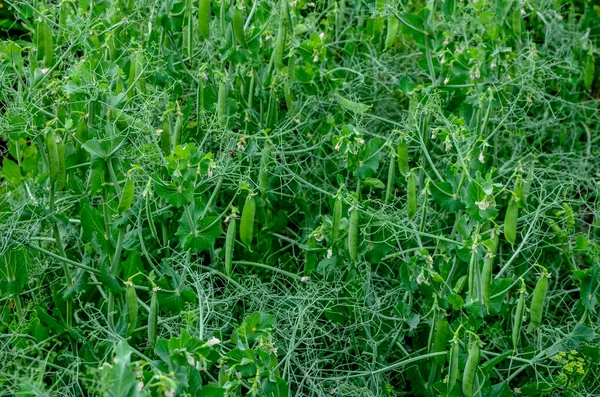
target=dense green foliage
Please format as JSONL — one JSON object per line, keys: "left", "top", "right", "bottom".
{"left": 1, "top": 0, "right": 600, "bottom": 395}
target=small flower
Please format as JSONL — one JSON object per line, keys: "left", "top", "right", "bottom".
{"left": 327, "top": 248, "right": 333, "bottom": 258}
{"left": 187, "top": 355, "right": 195, "bottom": 366}
{"left": 301, "top": 276, "right": 310, "bottom": 282}
{"left": 475, "top": 200, "right": 490, "bottom": 211}
{"left": 478, "top": 152, "right": 485, "bottom": 163}
{"left": 444, "top": 76, "right": 450, "bottom": 85}
{"left": 205, "top": 337, "right": 221, "bottom": 347}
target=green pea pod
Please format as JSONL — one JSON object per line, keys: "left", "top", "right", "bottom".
{"left": 447, "top": 336, "right": 459, "bottom": 393}
{"left": 462, "top": 336, "right": 480, "bottom": 397}
{"left": 397, "top": 139, "right": 409, "bottom": 177}
{"left": 173, "top": 106, "right": 183, "bottom": 148}
{"left": 305, "top": 234, "right": 317, "bottom": 274}
{"left": 126, "top": 282, "right": 138, "bottom": 336}
{"left": 148, "top": 287, "right": 158, "bottom": 347}
{"left": 46, "top": 130, "right": 60, "bottom": 187}
{"left": 225, "top": 217, "right": 236, "bottom": 277}
{"left": 481, "top": 251, "right": 493, "bottom": 313}
{"left": 347, "top": 205, "right": 359, "bottom": 261}
{"left": 432, "top": 317, "right": 450, "bottom": 366}
{"left": 232, "top": 7, "right": 247, "bottom": 48}
{"left": 273, "top": 19, "right": 286, "bottom": 70}
{"left": 512, "top": 280, "right": 526, "bottom": 350}
{"left": 335, "top": 94, "right": 371, "bottom": 114}
{"left": 55, "top": 135, "right": 66, "bottom": 191}
{"left": 330, "top": 196, "right": 342, "bottom": 246}
{"left": 161, "top": 115, "right": 173, "bottom": 156}
{"left": 284, "top": 54, "right": 295, "bottom": 113}
{"left": 36, "top": 20, "right": 53, "bottom": 67}
{"left": 528, "top": 269, "right": 550, "bottom": 331}
{"left": 504, "top": 199, "right": 518, "bottom": 246}
{"left": 384, "top": 16, "right": 399, "bottom": 49}
{"left": 258, "top": 146, "right": 271, "bottom": 195}
{"left": 118, "top": 179, "right": 135, "bottom": 214}
{"left": 240, "top": 194, "right": 256, "bottom": 247}
{"left": 385, "top": 149, "right": 395, "bottom": 203}
{"left": 584, "top": 54, "right": 595, "bottom": 91}
{"left": 407, "top": 172, "right": 417, "bottom": 220}
{"left": 198, "top": 0, "right": 211, "bottom": 39}
{"left": 218, "top": 79, "right": 228, "bottom": 127}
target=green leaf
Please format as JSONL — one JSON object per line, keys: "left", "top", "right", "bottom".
{"left": 175, "top": 205, "right": 221, "bottom": 253}
{"left": 2, "top": 158, "right": 22, "bottom": 185}
{"left": 82, "top": 139, "right": 111, "bottom": 159}
{"left": 430, "top": 181, "right": 465, "bottom": 212}
{"left": 354, "top": 138, "right": 384, "bottom": 179}
{"left": 362, "top": 177, "right": 385, "bottom": 189}
{"left": 81, "top": 202, "right": 107, "bottom": 244}
{"left": 155, "top": 179, "right": 194, "bottom": 208}
{"left": 0, "top": 249, "right": 29, "bottom": 295}
{"left": 103, "top": 341, "right": 148, "bottom": 397}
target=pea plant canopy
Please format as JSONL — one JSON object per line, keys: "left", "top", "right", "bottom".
{"left": 1, "top": 0, "right": 600, "bottom": 396}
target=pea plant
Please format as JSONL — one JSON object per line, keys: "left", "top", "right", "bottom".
{"left": 1, "top": 0, "right": 599, "bottom": 396}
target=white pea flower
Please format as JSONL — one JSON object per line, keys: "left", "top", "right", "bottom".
{"left": 301, "top": 276, "right": 310, "bottom": 282}
{"left": 205, "top": 337, "right": 221, "bottom": 347}
{"left": 479, "top": 152, "right": 485, "bottom": 163}
{"left": 475, "top": 200, "right": 490, "bottom": 211}
{"left": 327, "top": 248, "right": 333, "bottom": 258}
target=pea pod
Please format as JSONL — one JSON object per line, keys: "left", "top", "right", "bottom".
{"left": 273, "top": 19, "right": 286, "bottom": 70}
{"left": 225, "top": 216, "right": 236, "bottom": 277}
{"left": 397, "top": 139, "right": 409, "bottom": 177}
{"left": 232, "top": 7, "right": 247, "bottom": 48}
{"left": 55, "top": 135, "right": 66, "bottom": 191}
{"left": 504, "top": 198, "right": 518, "bottom": 246}
{"left": 528, "top": 268, "right": 550, "bottom": 331}
{"left": 240, "top": 194, "right": 256, "bottom": 247}
{"left": 218, "top": 78, "right": 228, "bottom": 127}
{"left": 330, "top": 196, "right": 342, "bottom": 246}
{"left": 284, "top": 54, "right": 295, "bottom": 113}
{"left": 161, "top": 114, "right": 173, "bottom": 156}
{"left": 148, "top": 286, "right": 158, "bottom": 347}
{"left": 46, "top": 130, "right": 60, "bottom": 187}
{"left": 305, "top": 234, "right": 317, "bottom": 274}
{"left": 462, "top": 335, "right": 480, "bottom": 397}
{"left": 512, "top": 279, "right": 526, "bottom": 350}
{"left": 126, "top": 281, "right": 138, "bottom": 336}
{"left": 347, "top": 204, "right": 359, "bottom": 261}
{"left": 36, "top": 20, "right": 53, "bottom": 67}
{"left": 335, "top": 94, "right": 371, "bottom": 114}
{"left": 385, "top": 149, "right": 395, "bottom": 204}
{"left": 481, "top": 251, "right": 493, "bottom": 313}
{"left": 118, "top": 179, "right": 135, "bottom": 214}
{"left": 432, "top": 317, "right": 450, "bottom": 366}
{"left": 198, "top": 0, "right": 211, "bottom": 39}
{"left": 407, "top": 172, "right": 417, "bottom": 220}
{"left": 258, "top": 146, "right": 271, "bottom": 195}
{"left": 584, "top": 54, "right": 595, "bottom": 90}
{"left": 384, "top": 15, "right": 399, "bottom": 49}
{"left": 447, "top": 334, "right": 459, "bottom": 393}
